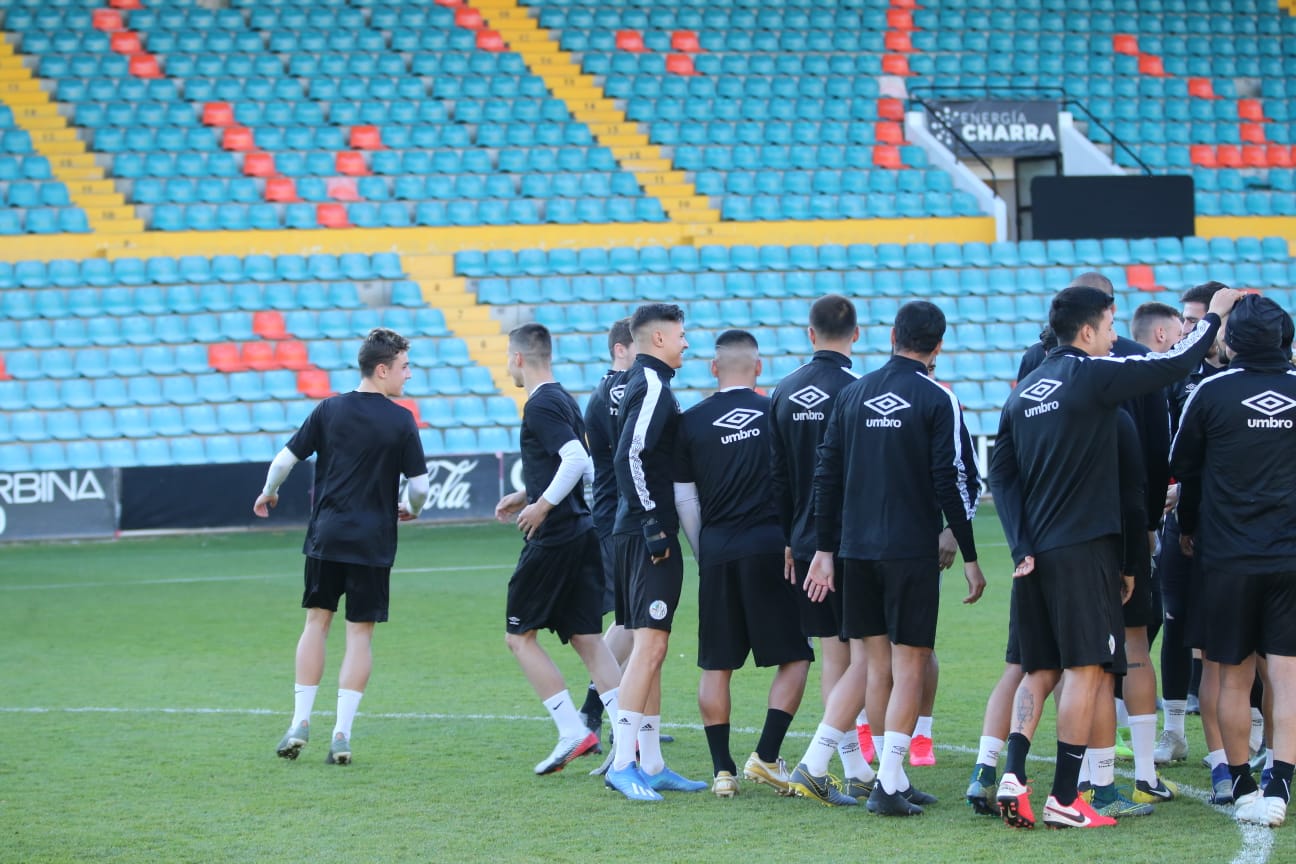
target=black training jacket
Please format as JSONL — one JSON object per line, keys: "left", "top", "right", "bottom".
{"left": 991, "top": 313, "right": 1222, "bottom": 564}
{"left": 584, "top": 367, "right": 626, "bottom": 539}
{"left": 613, "top": 354, "right": 681, "bottom": 536}
{"left": 814, "top": 355, "right": 978, "bottom": 562}
{"left": 1170, "top": 359, "right": 1296, "bottom": 575}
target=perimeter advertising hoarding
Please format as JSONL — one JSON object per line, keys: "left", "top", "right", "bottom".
{"left": 0, "top": 468, "right": 118, "bottom": 541}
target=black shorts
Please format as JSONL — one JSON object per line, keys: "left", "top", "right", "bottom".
{"left": 613, "top": 532, "right": 684, "bottom": 632}
{"left": 1184, "top": 551, "right": 1209, "bottom": 651}
{"left": 1122, "top": 534, "right": 1154, "bottom": 629}
{"left": 697, "top": 553, "right": 814, "bottom": 671}
{"left": 505, "top": 530, "right": 604, "bottom": 643}
{"left": 1012, "top": 536, "right": 1127, "bottom": 675}
{"left": 598, "top": 532, "right": 616, "bottom": 617}
{"left": 1156, "top": 512, "right": 1191, "bottom": 621}
{"left": 302, "top": 556, "right": 390, "bottom": 623}
{"left": 840, "top": 556, "right": 942, "bottom": 649}
{"left": 792, "top": 557, "right": 845, "bottom": 641}
{"left": 1004, "top": 599, "right": 1021, "bottom": 665}
{"left": 1203, "top": 567, "right": 1296, "bottom": 664}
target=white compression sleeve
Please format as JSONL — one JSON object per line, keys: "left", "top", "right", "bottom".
{"left": 261, "top": 447, "right": 300, "bottom": 496}
{"left": 674, "top": 482, "right": 701, "bottom": 558}
{"left": 403, "top": 473, "right": 430, "bottom": 517}
{"left": 542, "top": 439, "right": 590, "bottom": 506}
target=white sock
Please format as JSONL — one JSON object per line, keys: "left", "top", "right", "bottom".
{"left": 544, "top": 689, "right": 586, "bottom": 739}
{"left": 913, "top": 715, "right": 933, "bottom": 738}
{"left": 878, "top": 731, "right": 912, "bottom": 794}
{"left": 1250, "top": 707, "right": 1265, "bottom": 753}
{"left": 638, "top": 715, "right": 664, "bottom": 776}
{"left": 1115, "top": 698, "right": 1130, "bottom": 729}
{"left": 1089, "top": 745, "right": 1116, "bottom": 788}
{"left": 612, "top": 710, "right": 642, "bottom": 771}
{"left": 1078, "top": 755, "right": 1091, "bottom": 785}
{"left": 855, "top": 708, "right": 869, "bottom": 727}
{"left": 1130, "top": 713, "right": 1158, "bottom": 784}
{"left": 1266, "top": 748, "right": 1275, "bottom": 771}
{"left": 838, "top": 734, "right": 876, "bottom": 782}
{"left": 292, "top": 683, "right": 318, "bottom": 728}
{"left": 803, "top": 723, "right": 845, "bottom": 776}
{"left": 873, "top": 735, "right": 885, "bottom": 763}
{"left": 976, "top": 735, "right": 1004, "bottom": 768}
{"left": 599, "top": 687, "right": 619, "bottom": 722}
{"left": 1207, "top": 748, "right": 1226, "bottom": 770}
{"left": 1164, "top": 699, "right": 1187, "bottom": 737}
{"left": 333, "top": 688, "right": 363, "bottom": 739}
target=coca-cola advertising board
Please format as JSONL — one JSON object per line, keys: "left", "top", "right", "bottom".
{"left": 411, "top": 455, "right": 505, "bottom": 521}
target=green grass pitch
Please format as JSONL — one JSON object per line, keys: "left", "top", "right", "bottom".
{"left": 0, "top": 509, "right": 1275, "bottom": 863}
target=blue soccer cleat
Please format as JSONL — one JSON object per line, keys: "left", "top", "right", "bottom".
{"left": 644, "top": 765, "right": 708, "bottom": 793}
{"left": 604, "top": 763, "right": 664, "bottom": 801}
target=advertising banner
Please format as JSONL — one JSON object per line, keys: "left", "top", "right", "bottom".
{"left": 926, "top": 100, "right": 1061, "bottom": 157}
{"left": 0, "top": 468, "right": 118, "bottom": 541}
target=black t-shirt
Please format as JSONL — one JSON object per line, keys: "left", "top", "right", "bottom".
{"left": 287, "top": 390, "right": 426, "bottom": 567}
{"left": 674, "top": 387, "right": 784, "bottom": 568}
{"left": 584, "top": 368, "right": 626, "bottom": 539}
{"left": 521, "top": 382, "right": 594, "bottom": 546}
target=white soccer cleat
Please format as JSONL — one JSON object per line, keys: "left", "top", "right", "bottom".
{"left": 1234, "top": 792, "right": 1287, "bottom": 828}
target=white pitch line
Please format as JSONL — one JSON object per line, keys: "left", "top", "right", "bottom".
{"left": 0, "top": 563, "right": 513, "bottom": 592}
{"left": 0, "top": 704, "right": 1275, "bottom": 864}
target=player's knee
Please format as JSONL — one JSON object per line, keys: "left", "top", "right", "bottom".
{"left": 504, "top": 630, "right": 535, "bottom": 655}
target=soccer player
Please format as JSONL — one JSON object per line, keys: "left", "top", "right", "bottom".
{"left": 1171, "top": 294, "right": 1296, "bottom": 828}
{"left": 605, "top": 303, "right": 705, "bottom": 801}
{"left": 768, "top": 294, "right": 867, "bottom": 778}
{"left": 673, "top": 330, "right": 813, "bottom": 798}
{"left": 492, "top": 323, "right": 623, "bottom": 776}
{"left": 577, "top": 318, "right": 638, "bottom": 744}
{"left": 792, "top": 300, "right": 984, "bottom": 815}
{"left": 256, "top": 328, "right": 429, "bottom": 765}
{"left": 990, "top": 284, "right": 1239, "bottom": 830}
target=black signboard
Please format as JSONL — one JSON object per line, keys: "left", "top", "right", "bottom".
{"left": 927, "top": 100, "right": 1061, "bottom": 157}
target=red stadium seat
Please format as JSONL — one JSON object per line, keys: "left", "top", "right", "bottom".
{"left": 222, "top": 126, "right": 256, "bottom": 151}
{"left": 878, "top": 98, "right": 905, "bottom": 122}
{"left": 881, "top": 54, "right": 911, "bottom": 76}
{"left": 274, "top": 340, "right": 311, "bottom": 371}
{"left": 109, "top": 0, "right": 143, "bottom": 8}
{"left": 264, "top": 177, "right": 298, "bottom": 202}
{"left": 1113, "top": 34, "right": 1139, "bottom": 55}
{"left": 1126, "top": 264, "right": 1157, "bottom": 291}
{"left": 297, "top": 369, "right": 333, "bottom": 399}
{"left": 435, "top": 0, "right": 462, "bottom": 6}
{"left": 349, "top": 125, "right": 384, "bottom": 150}
{"left": 1187, "top": 78, "right": 1215, "bottom": 99}
{"left": 1138, "top": 54, "right": 1166, "bottom": 76}
{"left": 1238, "top": 99, "right": 1265, "bottom": 121}
{"left": 873, "top": 145, "right": 903, "bottom": 169}
{"left": 326, "top": 177, "right": 360, "bottom": 201}
{"left": 476, "top": 29, "right": 505, "bottom": 51}
{"left": 453, "top": 7, "right": 482, "bottom": 29}
{"left": 92, "top": 9, "right": 123, "bottom": 31}
{"left": 1216, "top": 145, "right": 1242, "bottom": 167}
{"left": 615, "top": 30, "right": 648, "bottom": 52}
{"left": 242, "top": 341, "right": 276, "bottom": 371}
{"left": 128, "top": 53, "right": 163, "bottom": 78}
{"left": 885, "top": 31, "right": 914, "bottom": 52}
{"left": 1190, "top": 145, "right": 1217, "bottom": 167}
{"left": 252, "top": 311, "right": 287, "bottom": 340}
{"left": 316, "top": 204, "right": 350, "bottom": 229}
{"left": 242, "top": 151, "right": 275, "bottom": 177}
{"left": 1265, "top": 145, "right": 1293, "bottom": 168}
{"left": 201, "top": 102, "right": 234, "bottom": 127}
{"left": 109, "top": 31, "right": 141, "bottom": 53}
{"left": 665, "top": 54, "right": 697, "bottom": 75}
{"left": 886, "top": 9, "right": 914, "bottom": 30}
{"left": 875, "top": 121, "right": 905, "bottom": 144}
{"left": 394, "top": 398, "right": 427, "bottom": 428}
{"left": 1241, "top": 145, "right": 1267, "bottom": 167}
{"left": 208, "top": 342, "right": 245, "bottom": 372}
{"left": 0, "top": 354, "right": 10, "bottom": 381}
{"left": 671, "top": 30, "right": 702, "bottom": 52}
{"left": 335, "top": 151, "right": 369, "bottom": 176}
{"left": 1240, "top": 123, "right": 1266, "bottom": 144}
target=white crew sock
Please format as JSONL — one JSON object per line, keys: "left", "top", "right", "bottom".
{"left": 1115, "top": 698, "right": 1130, "bottom": 729}
{"left": 1130, "top": 713, "right": 1159, "bottom": 784}
{"left": 873, "top": 735, "right": 886, "bottom": 764}
{"left": 599, "top": 687, "right": 619, "bottom": 723}
{"left": 1250, "top": 707, "right": 1265, "bottom": 754}
{"left": 913, "top": 715, "right": 933, "bottom": 738}
{"left": 638, "top": 715, "right": 664, "bottom": 776}
{"left": 855, "top": 708, "right": 869, "bottom": 727}
{"left": 1078, "top": 753, "right": 1090, "bottom": 785}
{"left": 838, "top": 734, "right": 876, "bottom": 782}
{"left": 292, "top": 683, "right": 318, "bottom": 728}
{"left": 1207, "top": 748, "right": 1226, "bottom": 770}
{"left": 1265, "top": 748, "right": 1275, "bottom": 772}
{"left": 612, "top": 710, "right": 642, "bottom": 771}
{"left": 878, "top": 731, "right": 912, "bottom": 794}
{"left": 803, "top": 723, "right": 845, "bottom": 776}
{"left": 1163, "top": 699, "right": 1187, "bottom": 737}
{"left": 543, "top": 689, "right": 586, "bottom": 739}
{"left": 976, "top": 735, "right": 1004, "bottom": 768}
{"left": 1089, "top": 745, "right": 1116, "bottom": 788}
{"left": 333, "top": 688, "right": 363, "bottom": 739}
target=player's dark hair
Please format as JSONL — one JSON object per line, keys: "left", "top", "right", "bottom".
{"left": 714, "top": 329, "right": 759, "bottom": 351}
{"left": 893, "top": 300, "right": 946, "bottom": 354}
{"left": 1131, "top": 302, "right": 1182, "bottom": 344}
{"left": 809, "top": 293, "right": 858, "bottom": 341}
{"left": 358, "top": 328, "right": 410, "bottom": 377}
{"left": 509, "top": 322, "right": 552, "bottom": 362}
{"left": 1069, "top": 271, "right": 1115, "bottom": 297}
{"left": 606, "top": 317, "right": 633, "bottom": 358}
{"left": 1181, "top": 281, "right": 1228, "bottom": 306}
{"left": 1050, "top": 286, "right": 1115, "bottom": 344}
{"left": 1282, "top": 309, "right": 1294, "bottom": 358}
{"left": 629, "top": 302, "right": 685, "bottom": 338}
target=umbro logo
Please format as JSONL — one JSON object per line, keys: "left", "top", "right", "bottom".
{"left": 713, "top": 408, "right": 763, "bottom": 430}
{"left": 1020, "top": 378, "right": 1063, "bottom": 403}
{"left": 863, "top": 392, "right": 910, "bottom": 416}
{"left": 1242, "top": 390, "right": 1296, "bottom": 429}
{"left": 788, "top": 385, "right": 830, "bottom": 410}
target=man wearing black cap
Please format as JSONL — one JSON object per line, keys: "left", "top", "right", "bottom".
{"left": 1170, "top": 294, "right": 1296, "bottom": 828}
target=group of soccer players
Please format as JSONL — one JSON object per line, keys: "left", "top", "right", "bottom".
{"left": 260, "top": 272, "right": 1294, "bottom": 831}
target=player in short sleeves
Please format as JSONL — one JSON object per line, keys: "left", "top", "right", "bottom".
{"left": 493, "top": 324, "right": 623, "bottom": 777}
{"left": 255, "top": 328, "right": 429, "bottom": 766}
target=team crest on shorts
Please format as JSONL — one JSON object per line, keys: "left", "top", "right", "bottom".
{"left": 649, "top": 600, "right": 668, "bottom": 620}
{"left": 1108, "top": 634, "right": 1116, "bottom": 655}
